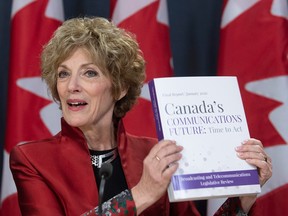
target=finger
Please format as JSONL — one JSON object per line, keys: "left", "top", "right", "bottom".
{"left": 237, "top": 139, "right": 264, "bottom": 153}
{"left": 149, "top": 140, "right": 176, "bottom": 157}
{"left": 158, "top": 151, "right": 182, "bottom": 173}
{"left": 154, "top": 143, "right": 183, "bottom": 162}
{"left": 153, "top": 147, "right": 183, "bottom": 175}
{"left": 236, "top": 139, "right": 267, "bottom": 160}
{"left": 236, "top": 151, "right": 267, "bottom": 161}
{"left": 246, "top": 138, "right": 264, "bottom": 147}
{"left": 151, "top": 140, "right": 182, "bottom": 166}
{"left": 162, "top": 162, "right": 179, "bottom": 179}
{"left": 144, "top": 141, "right": 181, "bottom": 179}
{"left": 265, "top": 155, "right": 272, "bottom": 164}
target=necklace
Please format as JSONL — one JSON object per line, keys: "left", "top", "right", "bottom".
{"left": 90, "top": 148, "right": 118, "bottom": 168}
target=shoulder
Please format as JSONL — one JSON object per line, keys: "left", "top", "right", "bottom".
{"left": 10, "top": 132, "right": 61, "bottom": 161}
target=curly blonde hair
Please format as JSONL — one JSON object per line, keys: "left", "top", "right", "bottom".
{"left": 41, "top": 17, "right": 146, "bottom": 119}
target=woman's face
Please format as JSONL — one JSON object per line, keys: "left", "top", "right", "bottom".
{"left": 57, "top": 47, "right": 115, "bottom": 130}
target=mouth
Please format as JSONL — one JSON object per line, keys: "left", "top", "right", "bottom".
{"left": 67, "top": 100, "right": 88, "bottom": 107}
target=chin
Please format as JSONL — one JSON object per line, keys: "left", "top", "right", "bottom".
{"left": 64, "top": 116, "right": 87, "bottom": 128}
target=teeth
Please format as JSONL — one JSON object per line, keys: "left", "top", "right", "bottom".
{"left": 69, "top": 102, "right": 87, "bottom": 106}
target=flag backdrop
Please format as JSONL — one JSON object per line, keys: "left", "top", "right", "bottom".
{"left": 3, "top": 0, "right": 286, "bottom": 215}
{"left": 111, "top": 0, "right": 173, "bottom": 138}
{"left": 0, "top": 0, "right": 63, "bottom": 215}
{"left": 208, "top": 0, "right": 288, "bottom": 215}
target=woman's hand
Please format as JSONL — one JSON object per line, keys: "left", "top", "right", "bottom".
{"left": 131, "top": 140, "right": 183, "bottom": 215}
{"left": 235, "top": 138, "right": 272, "bottom": 212}
{"left": 236, "top": 138, "right": 272, "bottom": 186}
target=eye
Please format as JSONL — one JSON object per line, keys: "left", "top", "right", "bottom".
{"left": 84, "top": 70, "right": 98, "bottom": 77}
{"left": 58, "top": 70, "right": 69, "bottom": 79}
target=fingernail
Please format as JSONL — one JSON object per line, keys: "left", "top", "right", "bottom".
{"left": 241, "top": 139, "right": 248, "bottom": 144}
{"left": 236, "top": 152, "right": 243, "bottom": 157}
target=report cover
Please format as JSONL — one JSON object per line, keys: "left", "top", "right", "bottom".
{"left": 148, "top": 76, "right": 261, "bottom": 202}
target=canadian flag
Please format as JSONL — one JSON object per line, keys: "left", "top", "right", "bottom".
{"left": 1, "top": 0, "right": 63, "bottom": 215}
{"left": 110, "top": 0, "right": 173, "bottom": 138}
{"left": 208, "top": 0, "right": 288, "bottom": 215}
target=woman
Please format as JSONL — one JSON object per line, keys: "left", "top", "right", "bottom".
{"left": 10, "top": 17, "right": 272, "bottom": 216}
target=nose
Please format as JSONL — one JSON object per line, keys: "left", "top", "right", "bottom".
{"left": 67, "top": 74, "right": 81, "bottom": 93}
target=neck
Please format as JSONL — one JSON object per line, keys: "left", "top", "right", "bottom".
{"left": 87, "top": 139, "right": 116, "bottom": 151}
{"left": 81, "top": 122, "right": 117, "bottom": 151}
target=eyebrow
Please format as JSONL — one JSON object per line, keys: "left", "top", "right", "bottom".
{"left": 58, "top": 63, "right": 95, "bottom": 70}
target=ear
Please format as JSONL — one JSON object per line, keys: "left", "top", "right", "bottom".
{"left": 117, "top": 88, "right": 128, "bottom": 101}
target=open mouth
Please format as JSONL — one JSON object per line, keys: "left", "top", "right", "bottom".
{"left": 67, "top": 102, "right": 88, "bottom": 107}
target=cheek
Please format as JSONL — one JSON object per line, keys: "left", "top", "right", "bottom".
{"left": 56, "top": 83, "right": 65, "bottom": 97}
{"left": 91, "top": 82, "right": 112, "bottom": 97}
{"left": 91, "top": 88, "right": 115, "bottom": 109}
{"left": 56, "top": 85, "right": 66, "bottom": 106}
